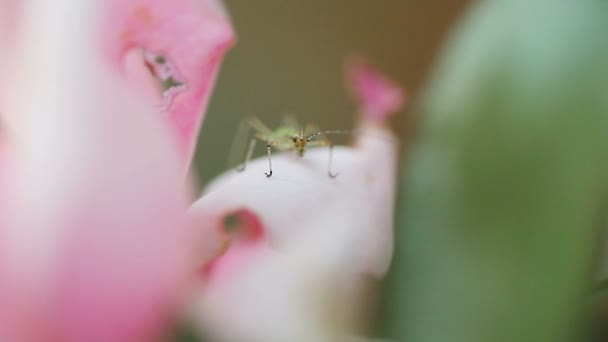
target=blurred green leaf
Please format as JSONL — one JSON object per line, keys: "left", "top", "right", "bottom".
{"left": 384, "top": 1, "right": 608, "bottom": 342}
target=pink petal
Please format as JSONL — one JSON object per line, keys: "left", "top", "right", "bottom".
{"left": 0, "top": 0, "right": 23, "bottom": 123}
{"left": 0, "top": 0, "right": 22, "bottom": 49}
{"left": 188, "top": 122, "right": 399, "bottom": 340}
{"left": 196, "top": 208, "right": 267, "bottom": 281}
{"left": 0, "top": 137, "right": 5, "bottom": 255}
{"left": 103, "top": 0, "right": 235, "bottom": 170}
{"left": 0, "top": 2, "right": 193, "bottom": 341}
{"left": 347, "top": 58, "right": 406, "bottom": 123}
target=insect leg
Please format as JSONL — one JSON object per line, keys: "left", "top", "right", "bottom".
{"left": 265, "top": 142, "right": 276, "bottom": 177}
{"left": 247, "top": 116, "right": 273, "bottom": 136}
{"left": 236, "top": 138, "right": 257, "bottom": 172}
{"left": 229, "top": 115, "right": 274, "bottom": 172}
{"left": 227, "top": 118, "right": 251, "bottom": 169}
{"left": 327, "top": 143, "right": 339, "bottom": 178}
{"left": 308, "top": 139, "right": 340, "bottom": 178}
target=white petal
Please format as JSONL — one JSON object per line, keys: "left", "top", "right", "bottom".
{"left": 188, "top": 122, "right": 398, "bottom": 341}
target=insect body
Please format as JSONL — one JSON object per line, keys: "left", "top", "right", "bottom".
{"left": 231, "top": 116, "right": 351, "bottom": 178}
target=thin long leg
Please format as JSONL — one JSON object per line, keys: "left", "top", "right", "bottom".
{"left": 328, "top": 143, "right": 339, "bottom": 178}
{"left": 227, "top": 118, "right": 251, "bottom": 169}
{"left": 229, "top": 116, "right": 275, "bottom": 169}
{"left": 265, "top": 142, "right": 274, "bottom": 177}
{"left": 248, "top": 116, "right": 273, "bottom": 136}
{"left": 308, "top": 139, "right": 340, "bottom": 178}
{"left": 236, "top": 138, "right": 257, "bottom": 172}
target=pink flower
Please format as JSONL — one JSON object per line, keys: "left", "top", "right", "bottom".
{"left": 347, "top": 58, "right": 405, "bottom": 123}
{"left": 0, "top": 0, "right": 403, "bottom": 339}
{"left": 0, "top": 0, "right": 233, "bottom": 341}
{"left": 188, "top": 60, "right": 405, "bottom": 341}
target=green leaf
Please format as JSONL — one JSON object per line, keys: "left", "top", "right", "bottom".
{"left": 384, "top": 1, "right": 608, "bottom": 342}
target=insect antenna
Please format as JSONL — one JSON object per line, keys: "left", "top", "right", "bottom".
{"left": 305, "top": 129, "right": 357, "bottom": 142}
{"left": 306, "top": 128, "right": 399, "bottom": 145}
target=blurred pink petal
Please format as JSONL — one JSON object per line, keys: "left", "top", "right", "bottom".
{"left": 188, "top": 121, "right": 398, "bottom": 341}
{"left": 199, "top": 209, "right": 267, "bottom": 280}
{"left": 0, "top": 0, "right": 22, "bottom": 122}
{"left": 0, "top": 0, "right": 21, "bottom": 50}
{"left": 0, "top": 1, "right": 194, "bottom": 341}
{"left": 0, "top": 132, "right": 5, "bottom": 248}
{"left": 347, "top": 58, "right": 405, "bottom": 123}
{"left": 104, "top": 0, "right": 235, "bottom": 169}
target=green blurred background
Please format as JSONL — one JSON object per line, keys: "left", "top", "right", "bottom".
{"left": 194, "top": 0, "right": 470, "bottom": 186}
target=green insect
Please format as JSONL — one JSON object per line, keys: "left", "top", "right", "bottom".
{"left": 230, "top": 116, "right": 352, "bottom": 178}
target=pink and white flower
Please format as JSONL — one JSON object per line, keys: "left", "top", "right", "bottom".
{"left": 188, "top": 59, "right": 404, "bottom": 342}
{"left": 0, "top": 0, "right": 402, "bottom": 340}
{"left": 0, "top": 0, "right": 233, "bottom": 341}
